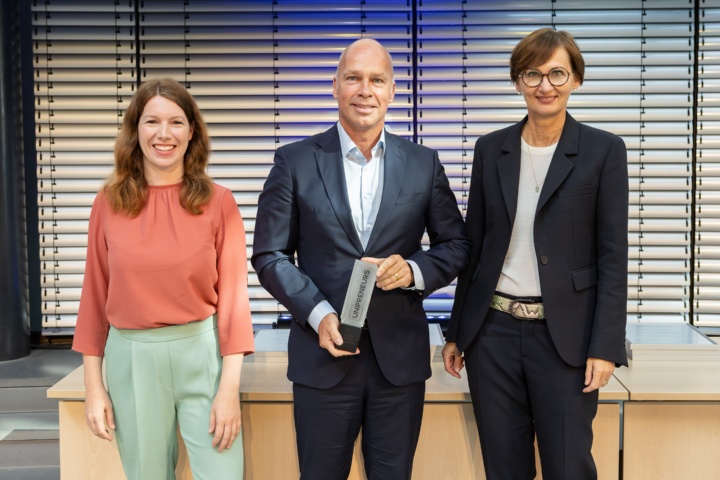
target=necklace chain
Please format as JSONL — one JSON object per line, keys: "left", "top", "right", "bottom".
{"left": 528, "top": 149, "right": 542, "bottom": 193}
{"left": 523, "top": 125, "right": 559, "bottom": 193}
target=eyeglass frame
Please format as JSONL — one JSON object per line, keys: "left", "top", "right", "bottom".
{"left": 518, "top": 66, "right": 573, "bottom": 87}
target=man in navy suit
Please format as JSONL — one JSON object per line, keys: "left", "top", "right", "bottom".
{"left": 252, "top": 38, "right": 469, "bottom": 480}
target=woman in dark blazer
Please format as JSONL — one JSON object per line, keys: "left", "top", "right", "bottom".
{"left": 442, "top": 28, "right": 629, "bottom": 480}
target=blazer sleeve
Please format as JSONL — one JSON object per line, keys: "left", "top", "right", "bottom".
{"left": 406, "top": 150, "right": 470, "bottom": 299}
{"left": 588, "top": 134, "right": 629, "bottom": 366}
{"left": 251, "top": 147, "right": 327, "bottom": 326}
{"left": 446, "top": 140, "right": 486, "bottom": 343}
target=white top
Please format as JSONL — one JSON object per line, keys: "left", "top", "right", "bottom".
{"left": 496, "top": 138, "right": 556, "bottom": 297}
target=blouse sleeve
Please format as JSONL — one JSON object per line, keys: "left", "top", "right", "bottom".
{"left": 215, "top": 188, "right": 255, "bottom": 356}
{"left": 72, "top": 192, "right": 111, "bottom": 356}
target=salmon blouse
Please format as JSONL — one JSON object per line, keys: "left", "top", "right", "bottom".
{"left": 72, "top": 182, "right": 255, "bottom": 357}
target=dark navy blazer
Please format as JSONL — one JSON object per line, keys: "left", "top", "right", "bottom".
{"left": 447, "top": 113, "right": 629, "bottom": 367}
{"left": 252, "top": 126, "right": 470, "bottom": 388}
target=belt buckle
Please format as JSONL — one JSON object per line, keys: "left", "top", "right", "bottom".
{"left": 510, "top": 299, "right": 540, "bottom": 320}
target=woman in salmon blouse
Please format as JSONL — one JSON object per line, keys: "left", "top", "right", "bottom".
{"left": 72, "top": 77, "right": 254, "bottom": 480}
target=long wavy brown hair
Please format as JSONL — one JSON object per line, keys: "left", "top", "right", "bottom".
{"left": 104, "top": 77, "right": 212, "bottom": 217}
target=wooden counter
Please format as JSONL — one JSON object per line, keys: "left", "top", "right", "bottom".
{"left": 48, "top": 359, "right": 626, "bottom": 480}
{"left": 613, "top": 360, "right": 720, "bottom": 401}
{"left": 613, "top": 361, "right": 720, "bottom": 480}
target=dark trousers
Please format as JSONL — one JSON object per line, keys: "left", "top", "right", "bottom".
{"left": 465, "top": 308, "right": 599, "bottom": 480}
{"left": 293, "top": 330, "right": 425, "bottom": 480}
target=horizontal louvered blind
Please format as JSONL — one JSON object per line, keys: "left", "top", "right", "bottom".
{"left": 695, "top": 0, "right": 720, "bottom": 326}
{"left": 138, "top": 0, "right": 414, "bottom": 325}
{"left": 416, "top": 0, "right": 695, "bottom": 323}
{"left": 34, "top": 0, "right": 415, "bottom": 331}
{"left": 33, "top": 0, "right": 136, "bottom": 332}
{"left": 33, "top": 0, "right": 707, "bottom": 334}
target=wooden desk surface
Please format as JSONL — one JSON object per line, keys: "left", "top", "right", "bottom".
{"left": 48, "top": 361, "right": 627, "bottom": 402}
{"left": 52, "top": 328, "right": 629, "bottom": 402}
{"left": 613, "top": 360, "right": 720, "bottom": 401}
{"left": 46, "top": 366, "right": 85, "bottom": 400}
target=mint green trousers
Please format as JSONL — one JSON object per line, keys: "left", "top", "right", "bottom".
{"left": 105, "top": 316, "right": 244, "bottom": 480}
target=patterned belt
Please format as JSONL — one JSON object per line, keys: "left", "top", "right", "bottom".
{"left": 490, "top": 293, "right": 545, "bottom": 320}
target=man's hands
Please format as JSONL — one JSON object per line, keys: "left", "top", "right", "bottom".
{"left": 362, "top": 254, "right": 414, "bottom": 290}
{"left": 318, "top": 313, "right": 359, "bottom": 357}
{"left": 316, "top": 255, "right": 414, "bottom": 357}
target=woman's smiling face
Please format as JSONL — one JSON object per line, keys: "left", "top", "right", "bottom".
{"left": 516, "top": 47, "right": 580, "bottom": 122}
{"left": 138, "top": 95, "right": 193, "bottom": 184}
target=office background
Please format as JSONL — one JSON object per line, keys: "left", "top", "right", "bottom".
{"left": 2, "top": 0, "right": 719, "bottom": 358}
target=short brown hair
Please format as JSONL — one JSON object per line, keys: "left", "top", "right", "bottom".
{"left": 510, "top": 28, "right": 585, "bottom": 85}
{"left": 104, "top": 77, "right": 213, "bottom": 217}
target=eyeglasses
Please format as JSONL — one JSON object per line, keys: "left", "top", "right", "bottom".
{"left": 519, "top": 67, "right": 572, "bottom": 87}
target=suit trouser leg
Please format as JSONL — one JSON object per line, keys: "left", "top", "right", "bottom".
{"left": 465, "top": 308, "right": 598, "bottom": 480}
{"left": 523, "top": 314, "right": 597, "bottom": 480}
{"left": 465, "top": 309, "right": 536, "bottom": 480}
{"left": 105, "top": 316, "right": 244, "bottom": 480}
{"left": 293, "top": 330, "right": 424, "bottom": 480}
{"left": 360, "top": 331, "right": 424, "bottom": 480}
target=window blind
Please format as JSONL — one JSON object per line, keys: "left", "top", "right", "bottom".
{"left": 416, "top": 0, "right": 695, "bottom": 323}
{"left": 32, "top": 0, "right": 710, "bottom": 334}
{"left": 139, "top": 0, "right": 414, "bottom": 325}
{"left": 34, "top": 0, "right": 415, "bottom": 332}
{"left": 695, "top": 0, "right": 720, "bottom": 326}
{"left": 33, "top": 0, "right": 136, "bottom": 332}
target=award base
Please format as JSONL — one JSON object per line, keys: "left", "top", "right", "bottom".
{"left": 337, "top": 323, "right": 363, "bottom": 352}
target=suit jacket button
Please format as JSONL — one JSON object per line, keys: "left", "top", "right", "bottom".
{"left": 540, "top": 256, "right": 549, "bottom": 265}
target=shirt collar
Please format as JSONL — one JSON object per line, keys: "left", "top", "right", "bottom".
{"left": 337, "top": 121, "right": 385, "bottom": 162}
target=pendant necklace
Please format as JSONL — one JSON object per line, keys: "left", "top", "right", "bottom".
{"left": 528, "top": 148, "right": 542, "bottom": 193}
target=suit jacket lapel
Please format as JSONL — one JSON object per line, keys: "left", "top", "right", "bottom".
{"left": 536, "top": 113, "right": 579, "bottom": 212}
{"left": 365, "top": 131, "right": 405, "bottom": 254}
{"left": 497, "top": 120, "right": 524, "bottom": 223}
{"left": 315, "top": 126, "right": 364, "bottom": 253}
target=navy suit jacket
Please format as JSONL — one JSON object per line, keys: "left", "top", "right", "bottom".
{"left": 447, "top": 114, "right": 629, "bottom": 367}
{"left": 252, "top": 126, "right": 470, "bottom": 389}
